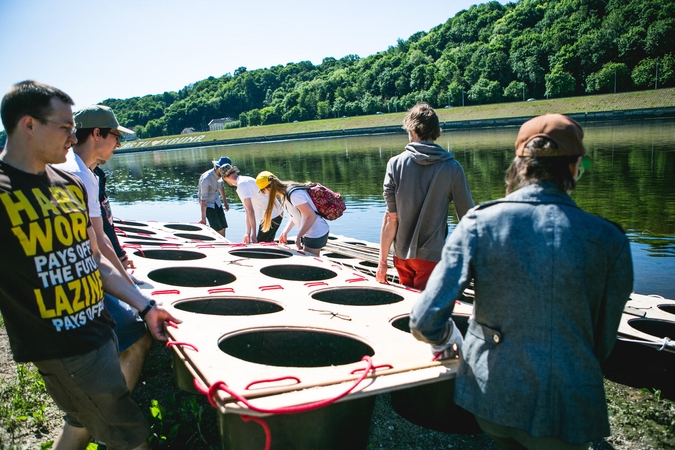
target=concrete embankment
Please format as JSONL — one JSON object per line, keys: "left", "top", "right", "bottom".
{"left": 116, "top": 106, "right": 675, "bottom": 154}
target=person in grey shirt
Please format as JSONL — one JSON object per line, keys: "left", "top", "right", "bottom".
{"left": 376, "top": 103, "right": 474, "bottom": 290}
{"left": 198, "top": 156, "right": 230, "bottom": 236}
{"left": 410, "top": 114, "right": 633, "bottom": 449}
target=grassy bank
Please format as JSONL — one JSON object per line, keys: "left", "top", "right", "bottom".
{"left": 127, "top": 88, "right": 675, "bottom": 146}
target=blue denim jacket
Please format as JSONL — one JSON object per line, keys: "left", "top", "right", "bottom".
{"left": 410, "top": 182, "right": 633, "bottom": 444}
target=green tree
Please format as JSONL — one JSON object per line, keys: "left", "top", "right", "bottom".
{"left": 467, "top": 78, "right": 501, "bottom": 104}
{"left": 632, "top": 54, "right": 675, "bottom": 88}
{"left": 645, "top": 19, "right": 675, "bottom": 57}
{"left": 585, "top": 62, "right": 631, "bottom": 93}
{"left": 503, "top": 80, "right": 526, "bottom": 101}
{"left": 545, "top": 66, "right": 576, "bottom": 98}
{"left": 259, "top": 106, "right": 278, "bottom": 125}
{"left": 247, "top": 109, "right": 261, "bottom": 126}
{"left": 447, "top": 82, "right": 465, "bottom": 106}
{"left": 133, "top": 125, "right": 144, "bottom": 139}
{"left": 360, "top": 93, "right": 381, "bottom": 115}
{"left": 316, "top": 101, "right": 331, "bottom": 119}
{"left": 332, "top": 97, "right": 346, "bottom": 117}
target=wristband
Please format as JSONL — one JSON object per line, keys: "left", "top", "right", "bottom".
{"left": 139, "top": 300, "right": 156, "bottom": 319}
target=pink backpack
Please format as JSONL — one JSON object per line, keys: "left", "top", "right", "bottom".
{"left": 286, "top": 183, "right": 346, "bottom": 220}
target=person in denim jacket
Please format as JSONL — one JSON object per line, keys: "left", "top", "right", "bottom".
{"left": 410, "top": 114, "right": 633, "bottom": 450}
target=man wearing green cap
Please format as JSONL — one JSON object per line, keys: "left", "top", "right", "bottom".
{"left": 53, "top": 103, "right": 153, "bottom": 445}
{"left": 410, "top": 114, "right": 633, "bottom": 450}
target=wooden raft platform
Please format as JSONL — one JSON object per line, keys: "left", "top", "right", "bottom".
{"left": 114, "top": 219, "right": 468, "bottom": 417}
{"left": 113, "top": 219, "right": 675, "bottom": 420}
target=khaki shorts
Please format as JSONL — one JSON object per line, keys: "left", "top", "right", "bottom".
{"left": 34, "top": 337, "right": 150, "bottom": 449}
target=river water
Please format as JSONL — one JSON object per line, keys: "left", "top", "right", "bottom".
{"left": 106, "top": 119, "right": 675, "bottom": 299}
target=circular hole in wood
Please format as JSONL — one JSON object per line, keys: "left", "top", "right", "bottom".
{"left": 323, "top": 252, "right": 354, "bottom": 259}
{"left": 219, "top": 328, "right": 374, "bottom": 367}
{"left": 164, "top": 223, "right": 202, "bottom": 231}
{"left": 229, "top": 248, "right": 293, "bottom": 259}
{"left": 392, "top": 314, "right": 470, "bottom": 336}
{"left": 260, "top": 265, "right": 337, "bottom": 281}
{"left": 174, "top": 233, "right": 217, "bottom": 241}
{"left": 174, "top": 297, "right": 282, "bottom": 315}
{"left": 119, "top": 234, "right": 165, "bottom": 241}
{"left": 359, "top": 261, "right": 378, "bottom": 268}
{"left": 133, "top": 249, "right": 206, "bottom": 260}
{"left": 628, "top": 318, "right": 675, "bottom": 340}
{"left": 115, "top": 225, "right": 156, "bottom": 235}
{"left": 657, "top": 304, "right": 675, "bottom": 316}
{"left": 312, "top": 287, "right": 403, "bottom": 306}
{"left": 148, "top": 267, "right": 235, "bottom": 287}
{"left": 113, "top": 220, "right": 148, "bottom": 227}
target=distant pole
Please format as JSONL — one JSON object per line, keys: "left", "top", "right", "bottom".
{"left": 462, "top": 89, "right": 465, "bottom": 107}
{"left": 655, "top": 58, "right": 659, "bottom": 90}
{"left": 522, "top": 85, "right": 525, "bottom": 101}
{"left": 614, "top": 68, "right": 617, "bottom": 93}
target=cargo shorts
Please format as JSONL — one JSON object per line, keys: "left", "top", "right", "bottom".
{"left": 34, "top": 337, "right": 150, "bottom": 449}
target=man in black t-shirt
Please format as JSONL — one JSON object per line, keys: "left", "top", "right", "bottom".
{"left": 0, "top": 81, "right": 181, "bottom": 450}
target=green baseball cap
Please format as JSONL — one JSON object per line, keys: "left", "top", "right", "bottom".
{"left": 74, "top": 104, "right": 133, "bottom": 134}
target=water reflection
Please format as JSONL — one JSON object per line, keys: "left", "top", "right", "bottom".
{"left": 107, "top": 120, "right": 675, "bottom": 298}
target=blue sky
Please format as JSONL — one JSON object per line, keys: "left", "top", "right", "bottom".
{"left": 0, "top": 0, "right": 508, "bottom": 130}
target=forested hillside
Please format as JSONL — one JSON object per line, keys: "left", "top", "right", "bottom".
{"left": 104, "top": 0, "right": 674, "bottom": 138}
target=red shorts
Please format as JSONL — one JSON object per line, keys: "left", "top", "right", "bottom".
{"left": 393, "top": 256, "right": 438, "bottom": 290}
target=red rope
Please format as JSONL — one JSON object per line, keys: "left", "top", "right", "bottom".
{"left": 166, "top": 341, "right": 199, "bottom": 352}
{"left": 304, "top": 282, "right": 328, "bottom": 287}
{"left": 351, "top": 363, "right": 393, "bottom": 374}
{"left": 241, "top": 415, "right": 271, "bottom": 450}
{"left": 194, "top": 355, "right": 374, "bottom": 414}
{"left": 166, "top": 320, "right": 179, "bottom": 329}
{"left": 160, "top": 243, "right": 180, "bottom": 248}
{"left": 245, "top": 376, "right": 301, "bottom": 390}
{"left": 208, "top": 287, "right": 235, "bottom": 294}
{"left": 345, "top": 277, "right": 368, "bottom": 283}
{"left": 114, "top": 228, "right": 128, "bottom": 236}
{"left": 151, "top": 289, "right": 181, "bottom": 296}
{"left": 259, "top": 285, "right": 284, "bottom": 291}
